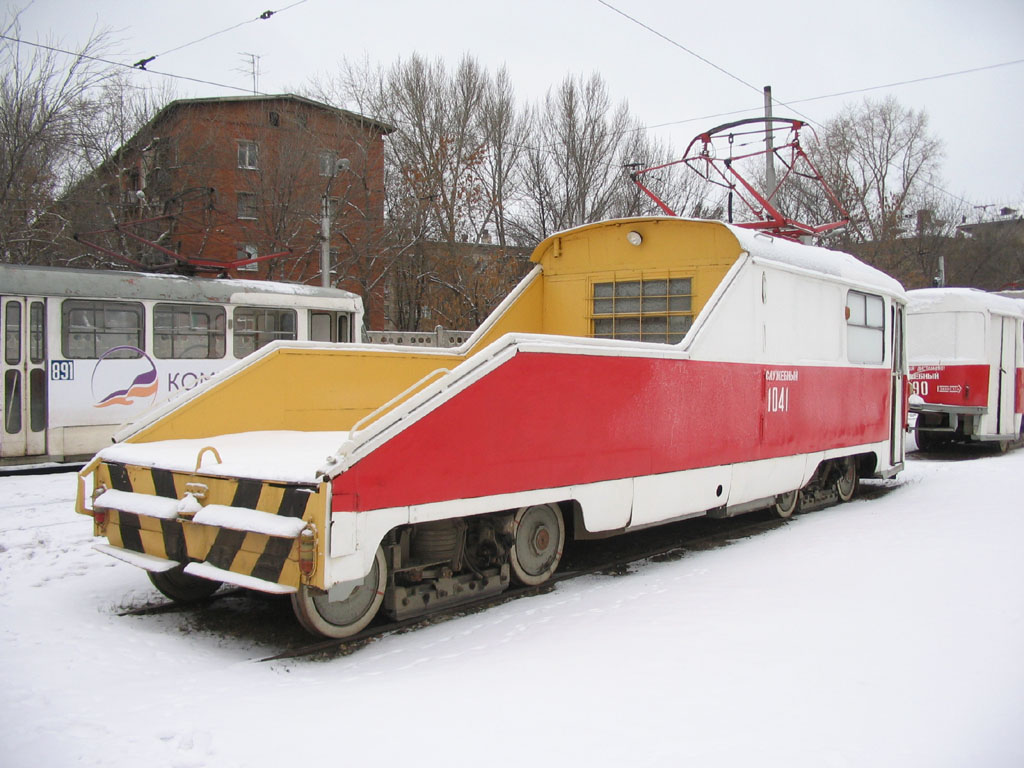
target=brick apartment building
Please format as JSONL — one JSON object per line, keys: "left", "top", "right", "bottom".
{"left": 69, "top": 94, "right": 393, "bottom": 314}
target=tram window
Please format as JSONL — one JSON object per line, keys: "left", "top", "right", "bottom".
{"left": 154, "top": 304, "right": 226, "bottom": 359}
{"left": 846, "top": 291, "right": 885, "bottom": 364}
{"left": 29, "top": 368, "right": 45, "bottom": 432}
{"left": 310, "top": 312, "right": 333, "bottom": 342}
{"left": 232, "top": 307, "right": 296, "bottom": 358}
{"left": 29, "top": 302, "right": 44, "bottom": 364}
{"left": 4, "top": 370, "right": 21, "bottom": 434}
{"left": 592, "top": 277, "right": 693, "bottom": 344}
{"left": 62, "top": 300, "right": 143, "bottom": 359}
{"left": 338, "top": 314, "right": 351, "bottom": 343}
{"left": 4, "top": 301, "right": 21, "bottom": 364}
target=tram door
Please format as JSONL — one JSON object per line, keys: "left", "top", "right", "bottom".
{"left": 1, "top": 297, "right": 47, "bottom": 458}
{"left": 996, "top": 315, "right": 1018, "bottom": 436}
{"left": 889, "top": 303, "right": 906, "bottom": 466}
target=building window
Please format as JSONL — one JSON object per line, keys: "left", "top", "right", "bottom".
{"left": 319, "top": 152, "right": 337, "bottom": 177}
{"left": 236, "top": 244, "right": 259, "bottom": 272}
{"left": 846, "top": 291, "right": 885, "bottom": 364}
{"left": 154, "top": 304, "right": 226, "bottom": 359}
{"left": 62, "top": 300, "right": 144, "bottom": 359}
{"left": 236, "top": 192, "right": 258, "bottom": 220}
{"left": 268, "top": 111, "right": 280, "bottom": 127}
{"left": 232, "top": 307, "right": 297, "bottom": 358}
{"left": 237, "top": 140, "right": 259, "bottom": 169}
{"left": 592, "top": 277, "right": 693, "bottom": 344}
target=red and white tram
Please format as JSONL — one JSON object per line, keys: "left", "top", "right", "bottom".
{"left": 907, "top": 288, "right": 1024, "bottom": 451}
{"left": 75, "top": 217, "right": 909, "bottom": 638}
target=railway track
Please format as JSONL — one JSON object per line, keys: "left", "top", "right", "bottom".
{"left": 111, "top": 512, "right": 787, "bottom": 658}
{"left": 258, "top": 512, "right": 789, "bottom": 662}
{"left": 110, "top": 482, "right": 905, "bottom": 662}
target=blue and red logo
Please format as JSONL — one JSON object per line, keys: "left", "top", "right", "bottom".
{"left": 91, "top": 346, "right": 159, "bottom": 409}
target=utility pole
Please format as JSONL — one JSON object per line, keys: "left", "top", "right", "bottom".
{"left": 764, "top": 86, "right": 776, "bottom": 194}
{"left": 321, "top": 158, "right": 350, "bottom": 287}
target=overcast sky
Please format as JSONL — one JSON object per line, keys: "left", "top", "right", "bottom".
{"left": 11, "top": 0, "right": 1024, "bottom": 213}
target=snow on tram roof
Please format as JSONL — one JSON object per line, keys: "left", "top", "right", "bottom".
{"left": 534, "top": 217, "right": 905, "bottom": 299}
{"left": 908, "top": 287, "right": 1024, "bottom": 316}
{"left": 0, "top": 263, "right": 361, "bottom": 305}
{"left": 727, "top": 224, "right": 905, "bottom": 298}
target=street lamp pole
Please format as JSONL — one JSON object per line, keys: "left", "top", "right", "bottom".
{"left": 320, "top": 158, "right": 350, "bottom": 288}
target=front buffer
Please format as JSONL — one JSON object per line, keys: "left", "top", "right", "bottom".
{"left": 77, "top": 453, "right": 567, "bottom": 639}
{"left": 77, "top": 455, "right": 364, "bottom": 632}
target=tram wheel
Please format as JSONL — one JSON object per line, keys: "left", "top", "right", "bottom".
{"left": 773, "top": 490, "right": 801, "bottom": 519}
{"left": 915, "top": 425, "right": 936, "bottom": 452}
{"left": 834, "top": 458, "right": 858, "bottom": 502}
{"left": 148, "top": 565, "right": 221, "bottom": 603}
{"left": 291, "top": 546, "right": 386, "bottom": 639}
{"left": 509, "top": 503, "right": 565, "bottom": 586}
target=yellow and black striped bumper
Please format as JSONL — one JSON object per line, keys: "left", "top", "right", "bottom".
{"left": 85, "top": 461, "right": 328, "bottom": 592}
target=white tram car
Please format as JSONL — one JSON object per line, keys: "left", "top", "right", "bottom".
{"left": 1, "top": 265, "right": 363, "bottom": 466}
{"left": 907, "top": 288, "right": 1024, "bottom": 451}
{"left": 75, "top": 218, "right": 909, "bottom": 638}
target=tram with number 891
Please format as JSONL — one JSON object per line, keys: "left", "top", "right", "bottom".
{"left": 1, "top": 264, "right": 363, "bottom": 467}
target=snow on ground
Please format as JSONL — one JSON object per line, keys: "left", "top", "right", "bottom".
{"left": 1, "top": 448, "right": 1022, "bottom": 768}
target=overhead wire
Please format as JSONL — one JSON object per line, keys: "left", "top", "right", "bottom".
{"left": 642, "top": 57, "right": 1024, "bottom": 131}
{"left": 6, "top": 6, "right": 1018, "bottom": 207}
{"left": 2, "top": 2, "right": 308, "bottom": 89}
{"left": 132, "top": 1, "right": 308, "bottom": 69}
{"left": 594, "top": 0, "right": 819, "bottom": 126}
{"left": 0, "top": 34, "right": 257, "bottom": 93}
{"left": 594, "top": 0, "right": 1020, "bottom": 207}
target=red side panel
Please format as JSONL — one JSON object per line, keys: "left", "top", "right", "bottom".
{"left": 908, "top": 364, "right": 989, "bottom": 408}
{"left": 1016, "top": 368, "right": 1024, "bottom": 415}
{"left": 332, "top": 353, "right": 891, "bottom": 513}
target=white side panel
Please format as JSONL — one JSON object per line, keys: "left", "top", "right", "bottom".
{"left": 573, "top": 477, "right": 633, "bottom": 532}
{"left": 630, "top": 465, "right": 732, "bottom": 526}
{"left": 322, "top": 443, "right": 888, "bottom": 588}
{"left": 728, "top": 454, "right": 810, "bottom": 507}
{"left": 327, "top": 506, "right": 407, "bottom": 586}
{"left": 690, "top": 261, "right": 844, "bottom": 367}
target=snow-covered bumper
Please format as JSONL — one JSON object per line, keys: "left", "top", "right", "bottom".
{"left": 76, "top": 458, "right": 328, "bottom": 593}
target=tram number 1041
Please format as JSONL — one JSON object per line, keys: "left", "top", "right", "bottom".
{"left": 766, "top": 385, "right": 790, "bottom": 413}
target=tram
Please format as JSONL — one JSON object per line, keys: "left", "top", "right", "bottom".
{"left": 75, "top": 217, "right": 908, "bottom": 638}
{"left": 1, "top": 264, "right": 363, "bottom": 465}
{"left": 907, "top": 288, "right": 1024, "bottom": 451}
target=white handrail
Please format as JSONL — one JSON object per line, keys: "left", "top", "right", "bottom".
{"left": 333, "top": 367, "right": 452, "bottom": 458}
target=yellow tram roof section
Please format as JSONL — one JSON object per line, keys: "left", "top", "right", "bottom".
{"left": 530, "top": 217, "right": 744, "bottom": 274}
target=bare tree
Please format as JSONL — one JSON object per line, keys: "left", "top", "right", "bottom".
{"left": 0, "top": 10, "right": 116, "bottom": 263}
{"left": 810, "top": 96, "right": 944, "bottom": 250}
{"left": 58, "top": 72, "right": 176, "bottom": 269}
{"left": 313, "top": 54, "right": 536, "bottom": 330}
{"left": 475, "top": 66, "right": 530, "bottom": 248}
{"left": 617, "top": 129, "right": 721, "bottom": 221}
{"left": 511, "top": 74, "right": 632, "bottom": 241}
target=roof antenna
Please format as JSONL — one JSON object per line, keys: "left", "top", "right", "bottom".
{"left": 238, "top": 52, "right": 261, "bottom": 94}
